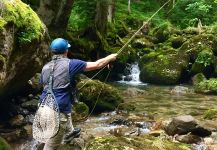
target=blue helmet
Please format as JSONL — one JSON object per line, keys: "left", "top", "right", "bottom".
{"left": 50, "top": 38, "right": 71, "bottom": 53}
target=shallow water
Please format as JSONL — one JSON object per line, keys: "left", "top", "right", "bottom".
{"left": 113, "top": 83, "right": 217, "bottom": 120}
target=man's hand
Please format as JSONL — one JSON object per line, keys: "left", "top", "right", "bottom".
{"left": 107, "top": 53, "right": 118, "bottom": 61}
{"left": 85, "top": 53, "right": 118, "bottom": 71}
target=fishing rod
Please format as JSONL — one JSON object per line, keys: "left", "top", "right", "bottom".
{"left": 78, "top": 0, "right": 171, "bottom": 91}
{"left": 76, "top": 0, "right": 172, "bottom": 120}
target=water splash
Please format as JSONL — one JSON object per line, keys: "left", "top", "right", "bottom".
{"left": 118, "top": 63, "right": 147, "bottom": 86}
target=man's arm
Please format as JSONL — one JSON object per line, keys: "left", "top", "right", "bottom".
{"left": 84, "top": 53, "right": 117, "bottom": 71}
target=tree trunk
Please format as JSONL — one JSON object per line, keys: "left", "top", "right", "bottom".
{"left": 95, "top": 0, "right": 109, "bottom": 35}
{"left": 128, "top": 0, "right": 131, "bottom": 14}
{"left": 37, "top": 0, "right": 74, "bottom": 36}
{"left": 107, "top": 0, "right": 115, "bottom": 23}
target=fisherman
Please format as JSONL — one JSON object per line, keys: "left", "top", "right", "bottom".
{"left": 40, "top": 38, "right": 117, "bottom": 150}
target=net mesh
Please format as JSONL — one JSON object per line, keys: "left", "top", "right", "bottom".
{"left": 33, "top": 93, "right": 60, "bottom": 143}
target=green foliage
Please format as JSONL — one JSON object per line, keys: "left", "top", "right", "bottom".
{"left": 195, "top": 78, "right": 217, "bottom": 94}
{"left": 169, "top": 0, "right": 216, "bottom": 28}
{"left": 1, "top": 0, "right": 43, "bottom": 43}
{"left": 68, "top": 0, "right": 97, "bottom": 33}
{"left": 203, "top": 109, "right": 217, "bottom": 120}
{"left": 195, "top": 50, "right": 214, "bottom": 67}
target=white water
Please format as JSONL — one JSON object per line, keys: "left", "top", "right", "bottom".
{"left": 118, "top": 63, "right": 147, "bottom": 86}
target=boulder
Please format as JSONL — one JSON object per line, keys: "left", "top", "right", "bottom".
{"left": 164, "top": 115, "right": 197, "bottom": 136}
{"left": 164, "top": 115, "right": 212, "bottom": 137}
{"left": 139, "top": 50, "right": 189, "bottom": 85}
{"left": 0, "top": 0, "right": 50, "bottom": 100}
{"left": 77, "top": 79, "right": 123, "bottom": 113}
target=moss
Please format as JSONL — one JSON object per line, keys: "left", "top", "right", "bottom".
{"left": 1, "top": 0, "right": 44, "bottom": 43}
{"left": 192, "top": 73, "right": 206, "bottom": 85}
{"left": 203, "top": 109, "right": 217, "bottom": 120}
{"left": 139, "top": 48, "right": 189, "bottom": 84}
{"left": 0, "top": 55, "right": 6, "bottom": 70}
{"left": 85, "top": 135, "right": 191, "bottom": 150}
{"left": 77, "top": 79, "right": 123, "bottom": 113}
{"left": 72, "top": 102, "right": 89, "bottom": 122}
{"left": 0, "top": 137, "right": 12, "bottom": 150}
{"left": 195, "top": 78, "right": 217, "bottom": 94}
{"left": 0, "top": 17, "right": 7, "bottom": 31}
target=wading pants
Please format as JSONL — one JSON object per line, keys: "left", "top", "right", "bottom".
{"left": 43, "top": 113, "right": 74, "bottom": 150}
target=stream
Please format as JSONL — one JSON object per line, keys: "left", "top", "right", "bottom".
{"left": 14, "top": 63, "right": 217, "bottom": 150}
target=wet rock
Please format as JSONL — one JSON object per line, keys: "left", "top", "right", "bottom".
{"left": 164, "top": 115, "right": 212, "bottom": 137}
{"left": 122, "top": 87, "right": 146, "bottom": 97}
{"left": 9, "top": 115, "right": 25, "bottom": 127}
{"left": 21, "top": 99, "right": 38, "bottom": 111}
{"left": 165, "top": 115, "right": 197, "bottom": 136}
{"left": 149, "top": 130, "right": 164, "bottom": 137}
{"left": 123, "top": 75, "right": 132, "bottom": 81}
{"left": 175, "top": 133, "right": 201, "bottom": 144}
{"left": 77, "top": 79, "right": 123, "bottom": 113}
{"left": 110, "top": 118, "right": 132, "bottom": 126}
{"left": 171, "top": 86, "right": 190, "bottom": 94}
{"left": 0, "top": 136, "right": 12, "bottom": 150}
{"left": 25, "top": 114, "right": 34, "bottom": 124}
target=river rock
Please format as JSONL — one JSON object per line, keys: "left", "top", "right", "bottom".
{"left": 9, "top": 115, "right": 25, "bottom": 127}
{"left": 122, "top": 87, "right": 146, "bottom": 97}
{"left": 164, "top": 115, "right": 197, "bottom": 136}
{"left": 77, "top": 79, "right": 123, "bottom": 113}
{"left": 21, "top": 99, "right": 39, "bottom": 111}
{"left": 164, "top": 115, "right": 212, "bottom": 137}
{"left": 170, "top": 86, "right": 190, "bottom": 94}
{"left": 0, "top": 0, "right": 50, "bottom": 113}
{"left": 175, "top": 134, "right": 201, "bottom": 144}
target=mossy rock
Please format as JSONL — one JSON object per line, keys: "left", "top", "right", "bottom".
{"left": 132, "top": 38, "right": 154, "bottom": 49}
{"left": 72, "top": 102, "right": 89, "bottom": 122}
{"left": 139, "top": 49, "right": 189, "bottom": 85}
{"left": 203, "top": 109, "right": 217, "bottom": 120}
{"left": 0, "top": 0, "right": 44, "bottom": 43}
{"left": 0, "top": 137, "right": 12, "bottom": 150}
{"left": 85, "top": 135, "right": 191, "bottom": 150}
{"left": 194, "top": 78, "right": 217, "bottom": 94}
{"left": 170, "top": 36, "right": 186, "bottom": 49}
{"left": 77, "top": 79, "right": 123, "bottom": 113}
{"left": 192, "top": 73, "right": 206, "bottom": 86}
{"left": 180, "top": 34, "right": 217, "bottom": 61}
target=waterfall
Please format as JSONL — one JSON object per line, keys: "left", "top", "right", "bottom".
{"left": 118, "top": 63, "right": 146, "bottom": 86}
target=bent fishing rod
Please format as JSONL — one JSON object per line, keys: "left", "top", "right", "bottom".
{"left": 78, "top": 0, "right": 171, "bottom": 91}
{"left": 75, "top": 0, "right": 172, "bottom": 120}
